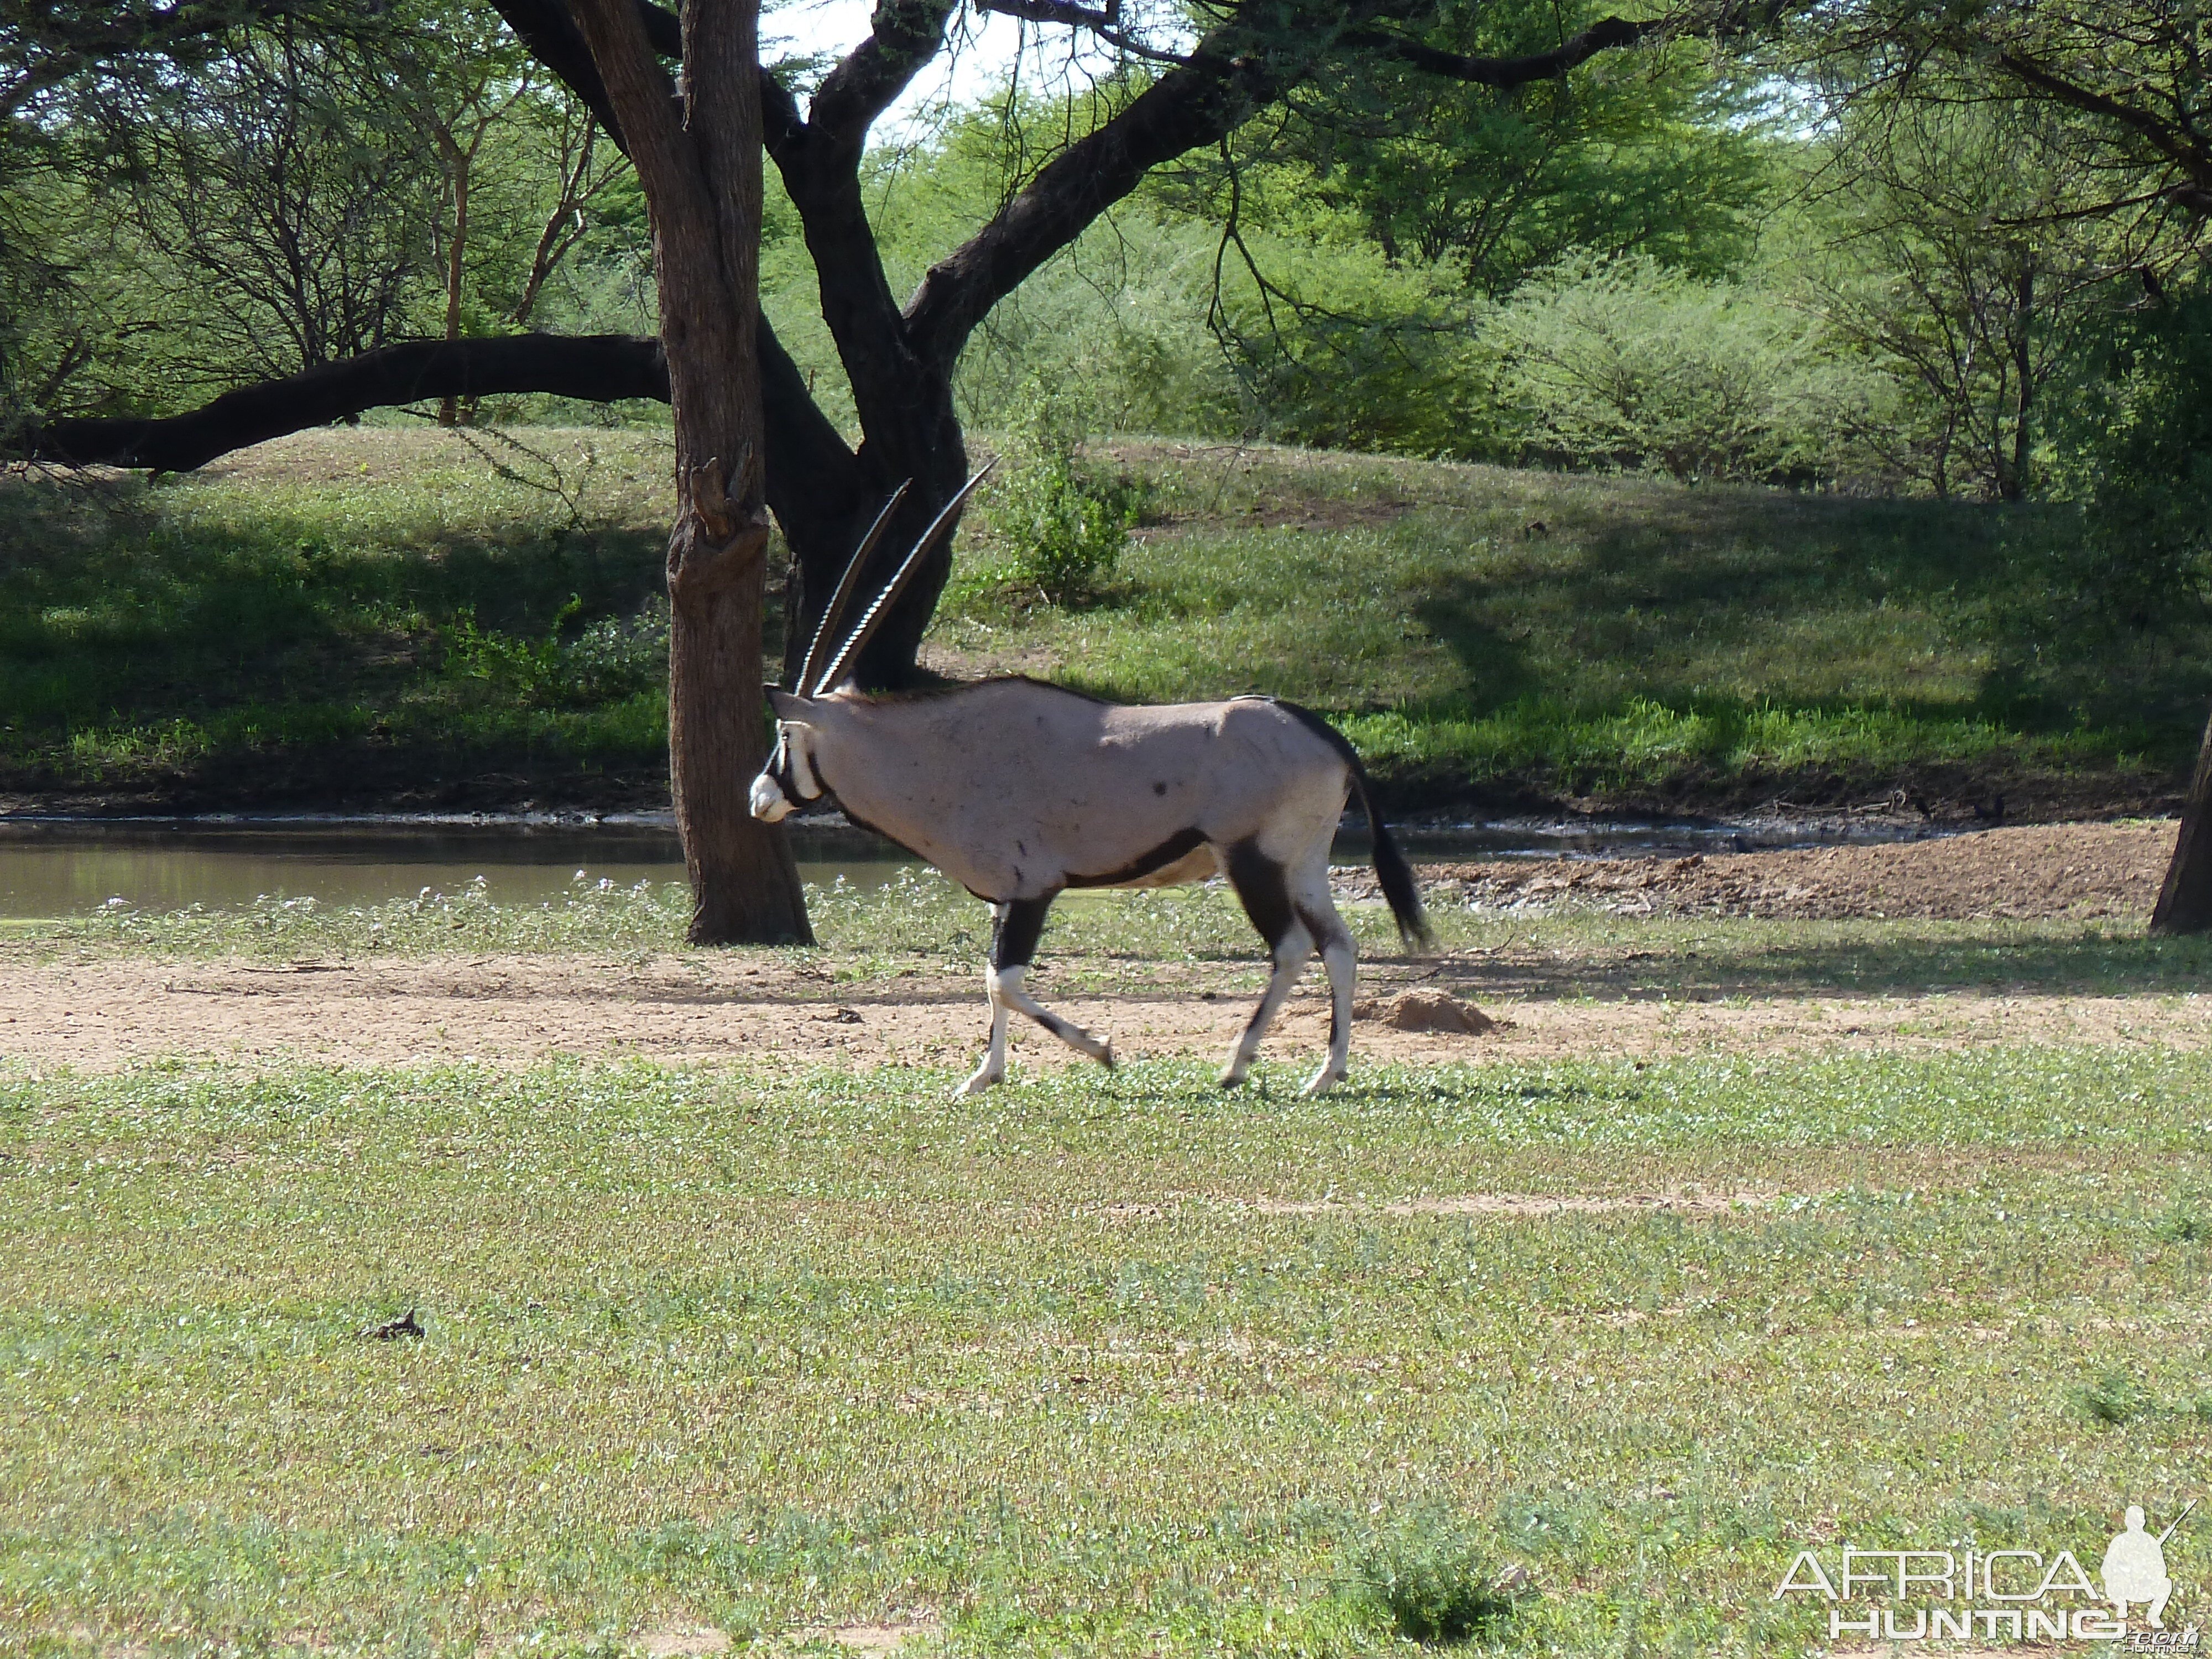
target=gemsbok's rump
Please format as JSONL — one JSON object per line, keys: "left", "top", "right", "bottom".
{"left": 748, "top": 472, "right": 1431, "bottom": 1097}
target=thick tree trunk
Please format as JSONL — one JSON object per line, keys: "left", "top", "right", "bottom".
{"left": 2151, "top": 706, "right": 2212, "bottom": 933}
{"left": 779, "top": 387, "right": 968, "bottom": 689}
{"left": 573, "top": 0, "right": 809, "bottom": 945}
{"left": 668, "top": 484, "right": 807, "bottom": 943}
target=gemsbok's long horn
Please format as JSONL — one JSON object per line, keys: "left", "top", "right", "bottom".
{"left": 794, "top": 479, "right": 912, "bottom": 697}
{"left": 810, "top": 462, "right": 996, "bottom": 695}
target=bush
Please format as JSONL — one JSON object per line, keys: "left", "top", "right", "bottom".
{"left": 1489, "top": 255, "right": 1886, "bottom": 484}
{"left": 1352, "top": 1509, "right": 1523, "bottom": 1645}
{"left": 982, "top": 392, "right": 1142, "bottom": 604}
{"left": 2077, "top": 1370, "right": 2156, "bottom": 1426}
{"left": 2043, "top": 281, "right": 2212, "bottom": 624}
{"left": 438, "top": 594, "right": 667, "bottom": 709}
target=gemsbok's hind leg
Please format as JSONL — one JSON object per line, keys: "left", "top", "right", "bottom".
{"left": 1219, "top": 842, "right": 1316, "bottom": 1089}
{"left": 1289, "top": 857, "right": 1357, "bottom": 1097}
{"left": 957, "top": 894, "right": 1113, "bottom": 1098}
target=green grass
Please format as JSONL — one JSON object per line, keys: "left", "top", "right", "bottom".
{"left": 4, "top": 1046, "right": 2211, "bottom": 1655}
{"left": 7, "top": 430, "right": 2206, "bottom": 814}
{"left": 937, "top": 445, "right": 2206, "bottom": 813}
{"left": 1, "top": 429, "right": 677, "bottom": 810}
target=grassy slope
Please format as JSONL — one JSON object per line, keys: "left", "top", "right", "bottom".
{"left": 6, "top": 429, "right": 2205, "bottom": 815}
{"left": 1, "top": 430, "right": 678, "bottom": 812}
{"left": 939, "top": 445, "right": 2205, "bottom": 817}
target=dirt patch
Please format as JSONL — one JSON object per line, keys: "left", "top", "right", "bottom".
{"left": 1251, "top": 1191, "right": 1772, "bottom": 1218}
{"left": 637, "top": 1627, "right": 731, "bottom": 1658}
{"left": 810, "top": 1622, "right": 938, "bottom": 1654}
{"left": 1352, "top": 821, "right": 2177, "bottom": 921}
{"left": 6, "top": 948, "right": 2211, "bottom": 1074}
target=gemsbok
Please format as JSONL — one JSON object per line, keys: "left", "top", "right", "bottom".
{"left": 750, "top": 472, "right": 1431, "bottom": 1097}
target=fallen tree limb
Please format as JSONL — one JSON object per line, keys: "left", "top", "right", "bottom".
{"left": 15, "top": 333, "right": 671, "bottom": 472}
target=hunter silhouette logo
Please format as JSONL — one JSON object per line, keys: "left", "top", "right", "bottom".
{"left": 2106, "top": 1503, "right": 2194, "bottom": 1630}
{"left": 1772, "top": 1499, "right": 2197, "bottom": 1645}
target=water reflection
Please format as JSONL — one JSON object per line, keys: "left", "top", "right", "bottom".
{"left": 0, "top": 821, "right": 900, "bottom": 919}
{"left": 0, "top": 812, "right": 1957, "bottom": 920}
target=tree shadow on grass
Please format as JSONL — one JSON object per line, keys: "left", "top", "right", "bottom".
{"left": 1413, "top": 923, "right": 2212, "bottom": 1002}
{"left": 0, "top": 472, "right": 674, "bottom": 804}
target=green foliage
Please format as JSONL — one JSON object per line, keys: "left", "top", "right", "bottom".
{"left": 2045, "top": 281, "right": 2212, "bottom": 623}
{"left": 980, "top": 392, "right": 1144, "bottom": 603}
{"left": 1490, "top": 257, "right": 1887, "bottom": 483}
{"left": 1351, "top": 1510, "right": 1522, "bottom": 1645}
{"left": 1185, "top": 5, "right": 1779, "bottom": 299}
{"left": 1805, "top": 97, "right": 2141, "bottom": 504}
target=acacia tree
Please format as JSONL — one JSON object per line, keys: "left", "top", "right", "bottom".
{"left": 13, "top": 0, "right": 1698, "bottom": 941}
{"left": 1797, "top": 0, "right": 2212, "bottom": 928}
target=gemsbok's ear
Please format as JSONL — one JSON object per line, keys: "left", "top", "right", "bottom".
{"left": 766, "top": 686, "right": 808, "bottom": 719}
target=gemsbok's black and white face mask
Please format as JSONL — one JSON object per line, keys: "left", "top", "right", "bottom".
{"left": 749, "top": 712, "right": 823, "bottom": 822}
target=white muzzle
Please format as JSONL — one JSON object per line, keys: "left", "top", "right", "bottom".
{"left": 749, "top": 772, "right": 792, "bottom": 822}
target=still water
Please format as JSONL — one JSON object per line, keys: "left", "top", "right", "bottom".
{"left": 0, "top": 813, "right": 1955, "bottom": 921}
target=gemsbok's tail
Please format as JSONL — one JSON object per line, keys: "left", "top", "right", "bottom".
{"left": 1280, "top": 701, "right": 1433, "bottom": 949}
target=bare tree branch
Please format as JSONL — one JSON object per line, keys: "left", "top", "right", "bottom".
{"left": 1991, "top": 47, "right": 2212, "bottom": 188}
{"left": 970, "top": 0, "right": 1194, "bottom": 65}
{"left": 902, "top": 33, "right": 1285, "bottom": 366}
{"left": 806, "top": 0, "right": 963, "bottom": 159}
{"left": 14, "top": 333, "right": 670, "bottom": 471}
{"left": 1339, "top": 14, "right": 1661, "bottom": 86}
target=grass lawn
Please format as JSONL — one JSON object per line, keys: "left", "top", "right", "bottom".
{"left": 5, "top": 1049, "right": 2209, "bottom": 1656}
{"left": 4, "top": 428, "right": 2203, "bottom": 816}
{"left": 4, "top": 883, "right": 2211, "bottom": 1655}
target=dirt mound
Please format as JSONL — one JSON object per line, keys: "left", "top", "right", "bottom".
{"left": 1370, "top": 821, "right": 2176, "bottom": 922}
{"left": 1358, "top": 990, "right": 1498, "bottom": 1033}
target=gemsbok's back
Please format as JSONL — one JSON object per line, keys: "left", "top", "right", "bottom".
{"left": 749, "top": 472, "right": 1430, "bottom": 1096}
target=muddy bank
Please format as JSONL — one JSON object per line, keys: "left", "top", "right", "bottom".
{"left": 1345, "top": 821, "right": 2176, "bottom": 921}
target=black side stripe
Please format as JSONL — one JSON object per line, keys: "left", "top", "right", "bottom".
{"left": 1065, "top": 828, "right": 1206, "bottom": 889}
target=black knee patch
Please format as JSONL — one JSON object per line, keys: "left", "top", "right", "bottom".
{"left": 991, "top": 895, "right": 1056, "bottom": 971}
{"left": 1294, "top": 904, "right": 1349, "bottom": 955}
{"left": 1226, "top": 841, "right": 1296, "bottom": 951}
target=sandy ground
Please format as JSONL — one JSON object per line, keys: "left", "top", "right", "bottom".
{"left": 3, "top": 823, "right": 2198, "bottom": 1074}
{"left": 4, "top": 951, "right": 2204, "bottom": 1074}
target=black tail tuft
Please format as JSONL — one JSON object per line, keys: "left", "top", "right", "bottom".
{"left": 1276, "top": 700, "right": 1432, "bottom": 950}
{"left": 1366, "top": 811, "right": 1433, "bottom": 950}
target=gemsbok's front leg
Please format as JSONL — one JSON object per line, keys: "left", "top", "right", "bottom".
{"left": 958, "top": 904, "right": 1015, "bottom": 1097}
{"left": 957, "top": 895, "right": 1113, "bottom": 1098}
